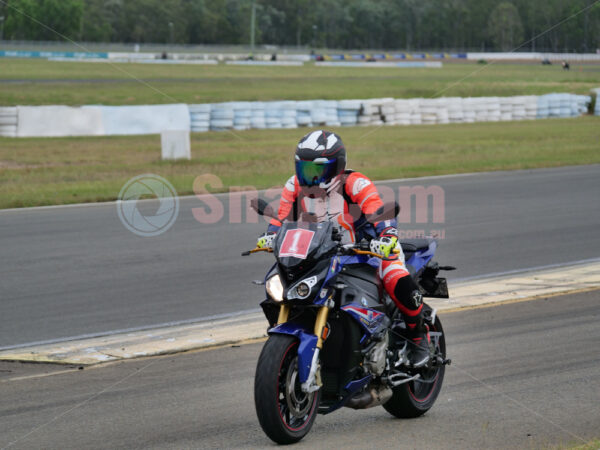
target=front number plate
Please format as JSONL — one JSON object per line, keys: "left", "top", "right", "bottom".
{"left": 279, "top": 229, "right": 315, "bottom": 260}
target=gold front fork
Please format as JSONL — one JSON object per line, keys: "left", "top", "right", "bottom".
{"left": 314, "top": 306, "right": 330, "bottom": 349}
{"left": 277, "top": 304, "right": 290, "bottom": 324}
{"left": 278, "top": 304, "right": 330, "bottom": 348}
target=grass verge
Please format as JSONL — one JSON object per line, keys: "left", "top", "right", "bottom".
{"left": 0, "top": 116, "right": 598, "bottom": 210}
{"left": 0, "top": 59, "right": 599, "bottom": 105}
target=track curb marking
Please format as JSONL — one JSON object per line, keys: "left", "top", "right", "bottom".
{"left": 1, "top": 261, "right": 598, "bottom": 366}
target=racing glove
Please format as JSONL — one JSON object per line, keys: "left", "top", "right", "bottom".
{"left": 370, "top": 227, "right": 399, "bottom": 258}
{"left": 257, "top": 231, "right": 276, "bottom": 250}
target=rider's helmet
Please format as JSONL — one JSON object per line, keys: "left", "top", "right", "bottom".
{"left": 295, "top": 130, "right": 346, "bottom": 187}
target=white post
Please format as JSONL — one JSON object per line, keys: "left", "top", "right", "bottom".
{"left": 161, "top": 130, "right": 191, "bottom": 160}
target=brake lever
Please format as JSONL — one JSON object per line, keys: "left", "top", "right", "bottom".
{"left": 241, "top": 247, "right": 274, "bottom": 256}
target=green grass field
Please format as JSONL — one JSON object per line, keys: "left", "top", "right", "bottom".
{"left": 0, "top": 59, "right": 599, "bottom": 105}
{"left": 1, "top": 117, "right": 598, "bottom": 209}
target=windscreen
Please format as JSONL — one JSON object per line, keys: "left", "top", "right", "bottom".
{"left": 274, "top": 221, "right": 336, "bottom": 269}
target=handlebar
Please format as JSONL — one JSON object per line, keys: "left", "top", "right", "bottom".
{"left": 241, "top": 245, "right": 398, "bottom": 260}
{"left": 351, "top": 248, "right": 400, "bottom": 259}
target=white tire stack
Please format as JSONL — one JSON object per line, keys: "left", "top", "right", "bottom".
{"left": 279, "top": 101, "right": 298, "bottom": 129}
{"left": 393, "top": 99, "right": 412, "bottom": 125}
{"left": 337, "top": 100, "right": 361, "bottom": 126}
{"left": 549, "top": 94, "right": 561, "bottom": 118}
{"left": 311, "top": 100, "right": 328, "bottom": 126}
{"left": 486, "top": 97, "right": 501, "bottom": 122}
{"left": 251, "top": 102, "right": 267, "bottom": 129}
{"left": 523, "top": 96, "right": 538, "bottom": 120}
{"left": 558, "top": 94, "right": 571, "bottom": 118}
{"left": 499, "top": 97, "right": 514, "bottom": 121}
{"left": 574, "top": 95, "right": 587, "bottom": 116}
{"left": 381, "top": 100, "right": 396, "bottom": 125}
{"left": 0, "top": 107, "right": 18, "bottom": 137}
{"left": 296, "top": 101, "right": 314, "bottom": 127}
{"left": 511, "top": 96, "right": 527, "bottom": 121}
{"left": 408, "top": 99, "right": 422, "bottom": 125}
{"left": 210, "top": 103, "right": 235, "bottom": 131}
{"left": 358, "top": 100, "right": 379, "bottom": 126}
{"left": 462, "top": 98, "right": 476, "bottom": 123}
{"left": 419, "top": 99, "right": 438, "bottom": 124}
{"left": 433, "top": 98, "right": 450, "bottom": 124}
{"left": 233, "top": 102, "right": 253, "bottom": 130}
{"left": 446, "top": 98, "right": 464, "bottom": 123}
{"left": 537, "top": 95, "right": 550, "bottom": 119}
{"left": 189, "top": 104, "right": 211, "bottom": 132}
{"left": 323, "top": 100, "right": 340, "bottom": 127}
{"left": 264, "top": 101, "right": 283, "bottom": 129}
{"left": 473, "top": 97, "right": 489, "bottom": 122}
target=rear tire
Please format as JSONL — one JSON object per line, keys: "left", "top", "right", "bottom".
{"left": 254, "top": 335, "right": 320, "bottom": 444}
{"left": 383, "top": 314, "right": 446, "bottom": 418}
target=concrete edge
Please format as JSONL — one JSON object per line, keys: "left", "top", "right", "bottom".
{"left": 1, "top": 261, "right": 598, "bottom": 366}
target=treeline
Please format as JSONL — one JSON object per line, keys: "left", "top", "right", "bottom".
{"left": 1, "top": 0, "right": 599, "bottom": 52}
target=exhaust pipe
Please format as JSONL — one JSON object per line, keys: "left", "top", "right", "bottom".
{"left": 345, "top": 386, "right": 393, "bottom": 410}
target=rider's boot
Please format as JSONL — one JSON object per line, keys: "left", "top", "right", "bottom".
{"left": 406, "top": 316, "right": 431, "bottom": 368}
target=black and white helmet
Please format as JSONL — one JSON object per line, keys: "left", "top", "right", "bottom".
{"left": 295, "top": 130, "right": 346, "bottom": 187}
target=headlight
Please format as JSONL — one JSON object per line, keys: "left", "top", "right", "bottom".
{"left": 287, "top": 276, "right": 318, "bottom": 300}
{"left": 296, "top": 283, "right": 310, "bottom": 298}
{"left": 266, "top": 274, "right": 284, "bottom": 302}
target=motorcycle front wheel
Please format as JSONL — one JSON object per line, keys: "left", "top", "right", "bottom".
{"left": 383, "top": 313, "right": 446, "bottom": 418}
{"left": 254, "top": 334, "right": 320, "bottom": 444}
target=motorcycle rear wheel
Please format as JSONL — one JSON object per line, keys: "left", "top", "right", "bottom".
{"left": 383, "top": 314, "right": 446, "bottom": 418}
{"left": 254, "top": 334, "right": 321, "bottom": 444}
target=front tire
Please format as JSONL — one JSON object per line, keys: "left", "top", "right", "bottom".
{"left": 383, "top": 314, "right": 446, "bottom": 418}
{"left": 254, "top": 335, "right": 320, "bottom": 444}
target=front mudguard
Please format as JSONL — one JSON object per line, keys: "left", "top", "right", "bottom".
{"left": 268, "top": 322, "right": 318, "bottom": 384}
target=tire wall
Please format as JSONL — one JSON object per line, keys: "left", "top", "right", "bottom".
{"left": 189, "top": 92, "right": 594, "bottom": 132}
{"left": 0, "top": 91, "right": 596, "bottom": 138}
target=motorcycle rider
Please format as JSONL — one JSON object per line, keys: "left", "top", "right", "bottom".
{"left": 256, "top": 130, "right": 430, "bottom": 367}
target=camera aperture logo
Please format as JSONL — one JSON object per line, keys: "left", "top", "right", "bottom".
{"left": 117, "top": 174, "right": 179, "bottom": 237}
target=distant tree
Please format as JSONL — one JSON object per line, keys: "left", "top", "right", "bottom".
{"left": 81, "top": 0, "right": 113, "bottom": 42}
{"left": 487, "top": 1, "right": 524, "bottom": 51}
{"left": 0, "top": 0, "right": 596, "bottom": 52}
{"left": 4, "top": 0, "right": 84, "bottom": 41}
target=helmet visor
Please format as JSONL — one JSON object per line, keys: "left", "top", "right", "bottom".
{"left": 296, "top": 159, "right": 338, "bottom": 186}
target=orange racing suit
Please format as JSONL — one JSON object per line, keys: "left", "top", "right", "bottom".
{"left": 267, "top": 171, "right": 423, "bottom": 323}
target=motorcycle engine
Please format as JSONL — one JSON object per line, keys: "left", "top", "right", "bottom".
{"left": 364, "top": 331, "right": 389, "bottom": 376}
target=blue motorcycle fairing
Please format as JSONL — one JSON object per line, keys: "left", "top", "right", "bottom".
{"left": 341, "top": 304, "right": 387, "bottom": 334}
{"left": 405, "top": 240, "right": 437, "bottom": 273}
{"left": 312, "top": 255, "right": 342, "bottom": 305}
{"left": 321, "top": 374, "right": 373, "bottom": 414}
{"left": 313, "top": 254, "right": 380, "bottom": 306}
{"left": 268, "top": 322, "right": 318, "bottom": 384}
{"left": 264, "top": 238, "right": 438, "bottom": 387}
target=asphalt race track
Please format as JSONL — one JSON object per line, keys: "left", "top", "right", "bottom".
{"left": 1, "top": 165, "right": 599, "bottom": 348}
{"left": 1, "top": 291, "right": 599, "bottom": 449}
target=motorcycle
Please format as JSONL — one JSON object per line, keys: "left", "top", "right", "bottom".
{"left": 243, "top": 199, "right": 454, "bottom": 445}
